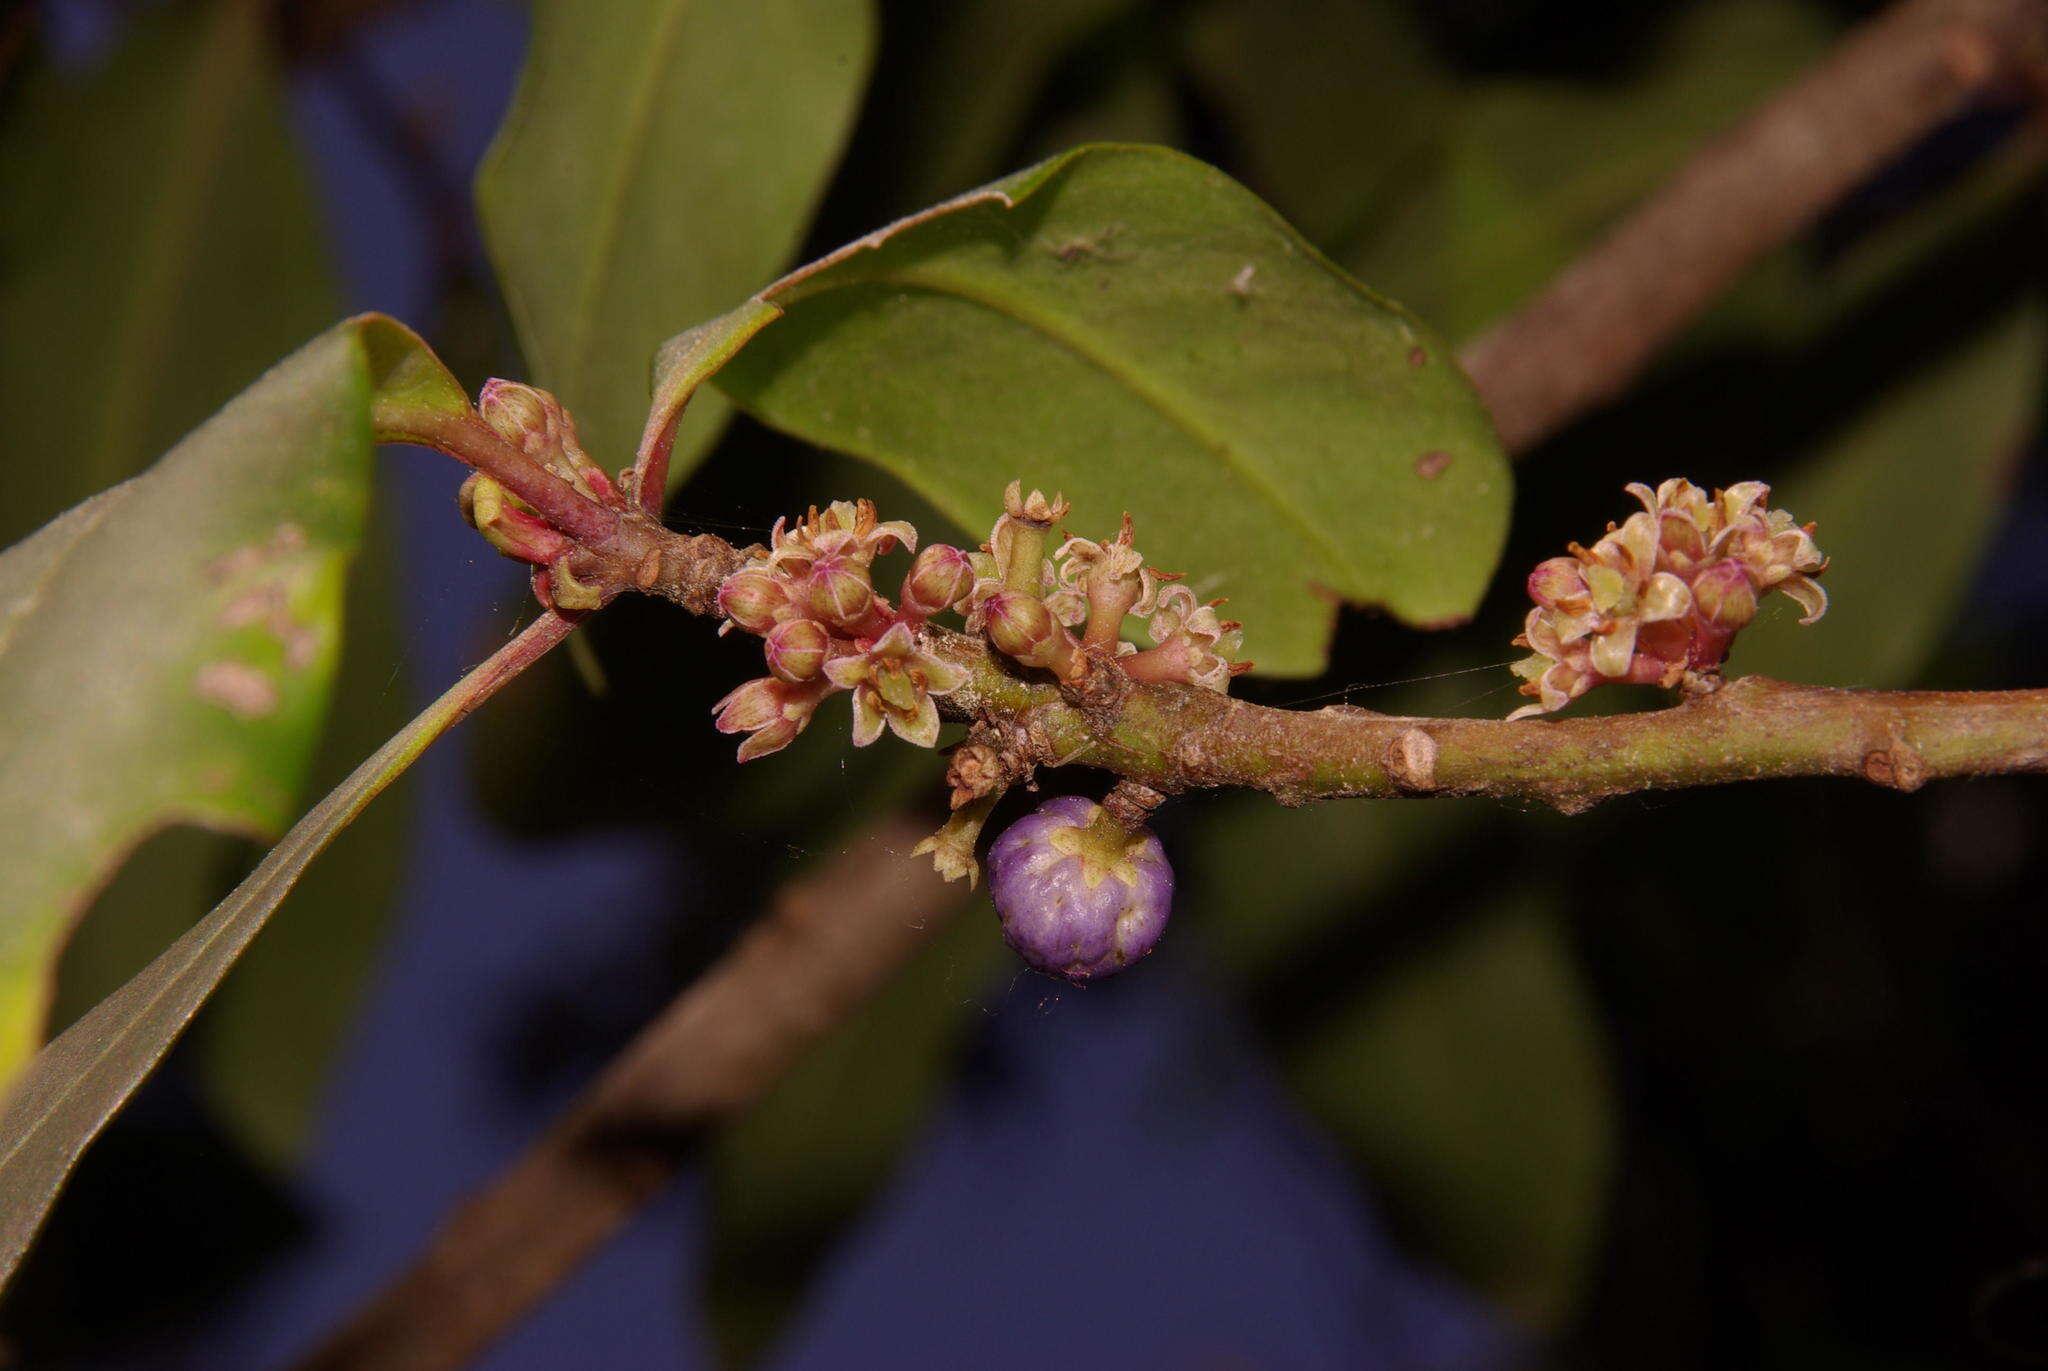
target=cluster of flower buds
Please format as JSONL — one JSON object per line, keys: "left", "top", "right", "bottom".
{"left": 985, "top": 796, "right": 1174, "bottom": 982}
{"left": 1509, "top": 478, "right": 1828, "bottom": 720}
{"left": 712, "top": 500, "right": 972, "bottom": 760}
{"left": 456, "top": 380, "right": 629, "bottom": 611}
{"left": 961, "top": 481, "right": 1250, "bottom": 692}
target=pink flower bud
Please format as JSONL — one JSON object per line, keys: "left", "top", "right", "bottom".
{"left": 984, "top": 590, "right": 1064, "bottom": 670}
{"left": 717, "top": 566, "right": 791, "bottom": 636}
{"left": 711, "top": 676, "right": 828, "bottom": 763}
{"left": 1527, "top": 557, "right": 1591, "bottom": 614}
{"left": 478, "top": 379, "right": 560, "bottom": 457}
{"left": 1690, "top": 559, "right": 1759, "bottom": 635}
{"left": 764, "top": 618, "right": 831, "bottom": 683}
{"left": 803, "top": 553, "right": 876, "bottom": 630}
{"left": 901, "top": 544, "right": 976, "bottom": 618}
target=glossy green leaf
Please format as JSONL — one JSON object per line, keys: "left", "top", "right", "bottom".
{"left": 478, "top": 0, "right": 875, "bottom": 479}
{"left": 708, "top": 144, "right": 1510, "bottom": 674}
{"left": 1287, "top": 895, "right": 1613, "bottom": 1330}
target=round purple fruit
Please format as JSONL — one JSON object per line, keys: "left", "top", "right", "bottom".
{"left": 986, "top": 796, "right": 1173, "bottom": 982}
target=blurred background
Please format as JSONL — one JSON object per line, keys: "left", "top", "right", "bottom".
{"left": 2, "top": 0, "right": 2047, "bottom": 1366}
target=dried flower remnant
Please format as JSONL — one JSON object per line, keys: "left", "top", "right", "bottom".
{"left": 986, "top": 796, "right": 1173, "bottom": 982}
{"left": 1510, "top": 478, "right": 1828, "bottom": 719}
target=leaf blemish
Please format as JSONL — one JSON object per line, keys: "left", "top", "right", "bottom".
{"left": 195, "top": 662, "right": 280, "bottom": 719}
{"left": 1415, "top": 450, "right": 1453, "bottom": 480}
{"left": 1045, "top": 224, "right": 1126, "bottom": 263}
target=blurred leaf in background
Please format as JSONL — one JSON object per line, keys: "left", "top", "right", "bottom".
{"left": 477, "top": 0, "right": 876, "bottom": 484}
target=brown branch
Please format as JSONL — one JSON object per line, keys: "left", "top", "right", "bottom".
{"left": 293, "top": 817, "right": 971, "bottom": 1371}
{"left": 1458, "top": 0, "right": 2048, "bottom": 452}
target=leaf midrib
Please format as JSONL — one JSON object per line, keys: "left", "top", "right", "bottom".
{"left": 560, "top": 0, "right": 697, "bottom": 404}
{"left": 91, "top": 0, "right": 250, "bottom": 494}
{"left": 780, "top": 264, "right": 1361, "bottom": 588}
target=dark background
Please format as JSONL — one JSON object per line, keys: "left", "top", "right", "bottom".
{"left": 3, "top": 0, "right": 2047, "bottom": 1367}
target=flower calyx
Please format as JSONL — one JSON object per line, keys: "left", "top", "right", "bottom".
{"left": 911, "top": 790, "right": 1002, "bottom": 888}
{"left": 1121, "top": 584, "right": 1248, "bottom": 692}
{"left": 1055, "top": 512, "right": 1169, "bottom": 652}
{"left": 1509, "top": 477, "right": 1829, "bottom": 720}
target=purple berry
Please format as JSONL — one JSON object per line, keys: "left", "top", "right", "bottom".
{"left": 986, "top": 795, "right": 1173, "bottom": 982}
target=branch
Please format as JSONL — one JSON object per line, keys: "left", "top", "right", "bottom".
{"left": 1458, "top": 0, "right": 2048, "bottom": 452}
{"left": 664, "top": 576, "right": 2048, "bottom": 810}
{"left": 293, "top": 817, "right": 971, "bottom": 1371}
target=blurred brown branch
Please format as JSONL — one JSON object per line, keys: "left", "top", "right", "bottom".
{"left": 1459, "top": 0, "right": 2048, "bottom": 452}
{"left": 294, "top": 815, "right": 971, "bottom": 1371}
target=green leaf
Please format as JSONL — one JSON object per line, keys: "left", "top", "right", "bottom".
{"left": 0, "top": 0, "right": 343, "bottom": 551}
{"left": 707, "top": 144, "right": 1510, "bottom": 674}
{"left": 477, "top": 0, "right": 876, "bottom": 479}
{"left": 0, "top": 316, "right": 562, "bottom": 1282}
{"left": 1, "top": 0, "right": 360, "bottom": 1124}
{"left": 0, "top": 583, "right": 573, "bottom": 1286}
{"left": 1286, "top": 895, "right": 1614, "bottom": 1330}
{"left": 0, "top": 325, "right": 368, "bottom": 1090}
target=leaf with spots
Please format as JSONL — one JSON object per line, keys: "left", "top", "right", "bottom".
{"left": 0, "top": 317, "right": 572, "bottom": 1286}
{"left": 701, "top": 144, "right": 1510, "bottom": 676}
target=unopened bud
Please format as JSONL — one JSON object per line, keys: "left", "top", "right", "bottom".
{"left": 901, "top": 544, "right": 976, "bottom": 618}
{"left": 718, "top": 566, "right": 791, "bottom": 636}
{"left": 804, "top": 554, "right": 875, "bottom": 630}
{"left": 1690, "top": 559, "right": 1758, "bottom": 635}
{"left": 1526, "top": 557, "right": 1590, "bottom": 615}
{"left": 479, "top": 379, "right": 559, "bottom": 456}
{"left": 765, "top": 618, "right": 831, "bottom": 683}
{"left": 984, "top": 589, "right": 1068, "bottom": 673}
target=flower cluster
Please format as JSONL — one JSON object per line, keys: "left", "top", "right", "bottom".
{"left": 1509, "top": 478, "right": 1828, "bottom": 720}
{"left": 712, "top": 501, "right": 972, "bottom": 761}
{"left": 960, "top": 481, "right": 1249, "bottom": 693}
